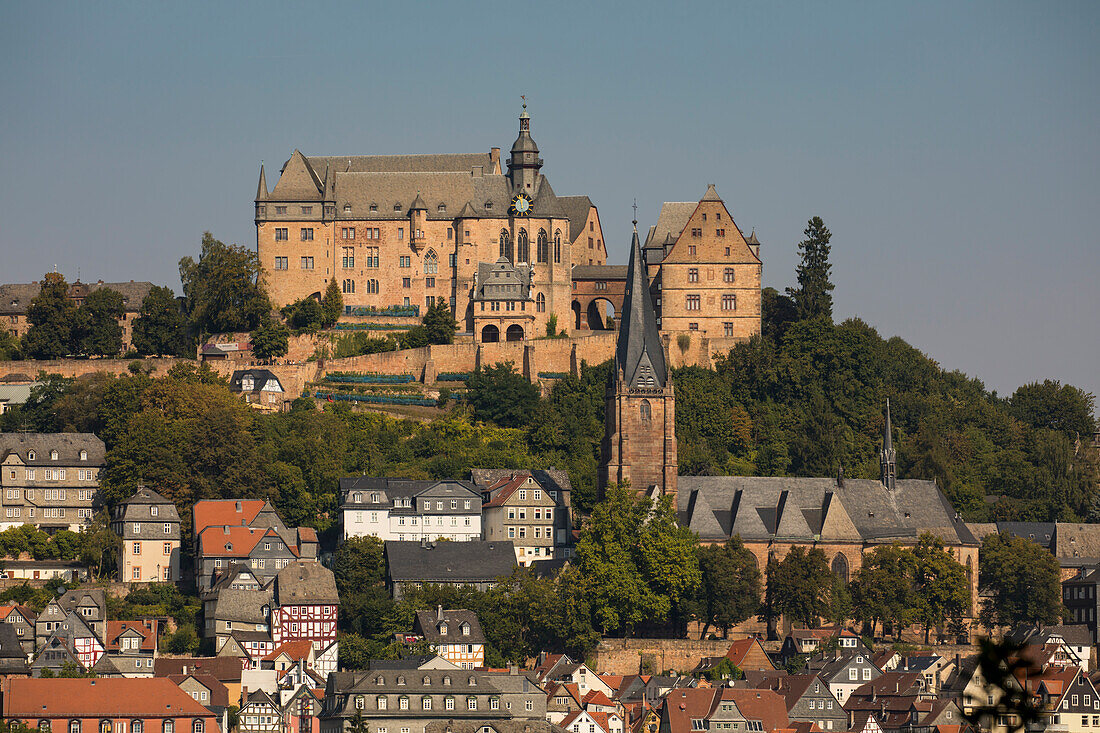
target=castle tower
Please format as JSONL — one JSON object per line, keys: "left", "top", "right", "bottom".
{"left": 599, "top": 224, "right": 677, "bottom": 502}
{"left": 507, "top": 102, "right": 542, "bottom": 194}
{"left": 880, "top": 399, "right": 897, "bottom": 490}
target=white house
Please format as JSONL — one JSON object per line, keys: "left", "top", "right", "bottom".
{"left": 340, "top": 478, "right": 482, "bottom": 542}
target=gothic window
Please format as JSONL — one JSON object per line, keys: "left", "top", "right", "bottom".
{"left": 342, "top": 279, "right": 355, "bottom": 294}
{"left": 517, "top": 229, "right": 529, "bottom": 263}
{"left": 499, "top": 230, "right": 512, "bottom": 262}
{"left": 640, "top": 400, "right": 652, "bottom": 423}
{"left": 537, "top": 229, "right": 549, "bottom": 263}
{"left": 425, "top": 250, "right": 438, "bottom": 275}
{"left": 831, "top": 554, "right": 849, "bottom": 584}
{"left": 554, "top": 230, "right": 562, "bottom": 263}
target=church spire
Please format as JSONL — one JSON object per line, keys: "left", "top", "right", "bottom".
{"left": 256, "top": 164, "right": 268, "bottom": 201}
{"left": 880, "top": 399, "right": 897, "bottom": 490}
{"left": 616, "top": 227, "right": 667, "bottom": 389}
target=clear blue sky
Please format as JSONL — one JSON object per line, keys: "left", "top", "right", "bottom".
{"left": 2, "top": 1, "right": 1097, "bottom": 405}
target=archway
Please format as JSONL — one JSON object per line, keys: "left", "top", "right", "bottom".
{"left": 831, "top": 554, "right": 849, "bottom": 584}
{"left": 586, "top": 298, "right": 616, "bottom": 330}
{"left": 481, "top": 324, "right": 499, "bottom": 343}
{"left": 506, "top": 324, "right": 524, "bottom": 342}
{"left": 571, "top": 301, "right": 582, "bottom": 330}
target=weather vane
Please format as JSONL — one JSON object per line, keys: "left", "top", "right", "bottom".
{"left": 521, "top": 94, "right": 526, "bottom": 110}
{"left": 632, "top": 198, "right": 638, "bottom": 228}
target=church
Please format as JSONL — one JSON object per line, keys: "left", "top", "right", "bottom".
{"left": 600, "top": 230, "right": 980, "bottom": 613}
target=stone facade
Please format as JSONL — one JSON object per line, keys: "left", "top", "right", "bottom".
{"left": 0, "top": 279, "right": 154, "bottom": 350}
{"left": 112, "top": 485, "right": 182, "bottom": 584}
{"left": 256, "top": 108, "right": 601, "bottom": 344}
{"left": 0, "top": 433, "right": 104, "bottom": 532}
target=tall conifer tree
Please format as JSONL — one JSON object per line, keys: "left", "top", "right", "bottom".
{"left": 788, "top": 216, "right": 835, "bottom": 321}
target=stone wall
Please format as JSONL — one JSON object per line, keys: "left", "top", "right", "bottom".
{"left": 591, "top": 638, "right": 737, "bottom": 675}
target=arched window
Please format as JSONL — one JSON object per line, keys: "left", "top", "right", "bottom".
{"left": 192, "top": 721, "right": 203, "bottom": 733}
{"left": 353, "top": 492, "right": 362, "bottom": 503}
{"left": 966, "top": 555, "right": 973, "bottom": 583}
{"left": 423, "top": 675, "right": 432, "bottom": 685}
{"left": 517, "top": 229, "right": 529, "bottom": 263}
{"left": 535, "top": 293, "right": 545, "bottom": 312}
{"left": 342, "top": 279, "right": 355, "bottom": 294}
{"left": 51, "top": 450, "right": 58, "bottom": 461}
{"left": 39, "top": 722, "right": 50, "bottom": 732}
{"left": 27, "top": 451, "right": 35, "bottom": 461}
{"left": 537, "top": 229, "right": 548, "bottom": 263}
{"left": 79, "top": 450, "right": 88, "bottom": 461}
{"left": 425, "top": 250, "right": 438, "bottom": 275}
{"left": 554, "top": 230, "right": 561, "bottom": 263}
{"left": 367, "top": 279, "right": 379, "bottom": 294}
{"left": 640, "top": 400, "right": 652, "bottom": 423}
{"left": 499, "top": 230, "right": 512, "bottom": 262}
{"left": 831, "top": 554, "right": 849, "bottom": 584}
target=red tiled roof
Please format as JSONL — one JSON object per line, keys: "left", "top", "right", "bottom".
{"left": 265, "top": 640, "right": 314, "bottom": 662}
{"left": 483, "top": 472, "right": 534, "bottom": 507}
{"left": 298, "top": 527, "right": 318, "bottom": 542}
{"left": 600, "top": 674, "right": 624, "bottom": 693}
{"left": 583, "top": 690, "right": 616, "bottom": 708}
{"left": 726, "top": 638, "right": 772, "bottom": 668}
{"left": 4, "top": 678, "right": 219, "bottom": 718}
{"left": 199, "top": 525, "right": 296, "bottom": 558}
{"left": 107, "top": 620, "right": 158, "bottom": 652}
{"left": 154, "top": 656, "right": 244, "bottom": 682}
{"left": 166, "top": 673, "right": 230, "bottom": 708}
{"left": 193, "top": 499, "right": 267, "bottom": 535}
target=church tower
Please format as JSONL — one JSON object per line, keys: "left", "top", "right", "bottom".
{"left": 880, "top": 399, "right": 897, "bottom": 490}
{"left": 507, "top": 102, "right": 542, "bottom": 194}
{"left": 599, "top": 224, "right": 677, "bottom": 502}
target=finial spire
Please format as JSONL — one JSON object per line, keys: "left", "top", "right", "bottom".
{"left": 880, "top": 399, "right": 897, "bottom": 490}
{"left": 632, "top": 199, "right": 638, "bottom": 231}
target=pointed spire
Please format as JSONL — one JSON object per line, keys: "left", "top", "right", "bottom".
{"left": 880, "top": 399, "right": 897, "bottom": 490}
{"left": 615, "top": 227, "right": 667, "bottom": 389}
{"left": 255, "top": 164, "right": 268, "bottom": 201}
{"left": 701, "top": 183, "right": 722, "bottom": 201}
{"left": 410, "top": 191, "right": 427, "bottom": 210}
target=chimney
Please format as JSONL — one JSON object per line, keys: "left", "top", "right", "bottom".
{"left": 490, "top": 147, "right": 501, "bottom": 171}
{"left": 437, "top": 605, "right": 444, "bottom": 622}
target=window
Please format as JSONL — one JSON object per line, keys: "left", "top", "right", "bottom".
{"left": 525, "top": 700, "right": 534, "bottom": 712}
{"left": 342, "top": 247, "right": 355, "bottom": 269}
{"left": 425, "top": 250, "right": 438, "bottom": 274}
{"left": 717, "top": 229, "right": 726, "bottom": 237}
{"left": 722, "top": 294, "right": 737, "bottom": 310}
{"left": 862, "top": 668, "right": 871, "bottom": 680}
{"left": 342, "top": 227, "right": 356, "bottom": 240}
{"left": 300, "top": 228, "right": 314, "bottom": 241}
{"left": 688, "top": 245, "right": 697, "bottom": 256}
{"left": 343, "top": 279, "right": 355, "bottom": 294}
{"left": 399, "top": 697, "right": 409, "bottom": 710}
{"left": 723, "top": 322, "right": 734, "bottom": 337}
{"left": 468, "top": 698, "right": 478, "bottom": 711}
{"left": 377, "top": 696, "right": 387, "bottom": 710}
{"left": 849, "top": 668, "right": 858, "bottom": 681}
{"left": 164, "top": 523, "right": 171, "bottom": 534}
{"left": 164, "top": 542, "right": 172, "bottom": 555}
{"left": 490, "top": 698, "right": 500, "bottom": 711}
{"left": 691, "top": 228, "right": 702, "bottom": 237}
{"left": 518, "top": 230, "right": 530, "bottom": 262}
{"left": 537, "top": 229, "right": 549, "bottom": 263}
{"left": 274, "top": 228, "right": 289, "bottom": 242}
{"left": 686, "top": 295, "right": 700, "bottom": 311}
{"left": 554, "top": 230, "right": 562, "bottom": 263}
{"left": 400, "top": 256, "right": 411, "bottom": 268}
{"left": 446, "top": 697, "right": 455, "bottom": 711}
{"left": 688, "top": 268, "right": 698, "bottom": 283}
{"left": 101, "top": 722, "right": 113, "bottom": 733}
{"left": 640, "top": 400, "right": 651, "bottom": 422}
{"left": 300, "top": 257, "right": 314, "bottom": 270}
{"left": 402, "top": 278, "right": 411, "bottom": 288}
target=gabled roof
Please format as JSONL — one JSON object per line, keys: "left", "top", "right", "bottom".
{"left": 385, "top": 540, "right": 517, "bottom": 583}
{"left": 726, "top": 638, "right": 774, "bottom": 670}
{"left": 264, "top": 640, "right": 314, "bottom": 662}
{"left": 0, "top": 433, "right": 105, "bottom": 466}
{"left": 6, "top": 678, "right": 216, "bottom": 716}
{"left": 275, "top": 560, "right": 338, "bottom": 604}
{"left": 413, "top": 608, "right": 486, "bottom": 644}
{"left": 199, "top": 525, "right": 295, "bottom": 558}
{"left": 106, "top": 620, "right": 158, "bottom": 652}
{"left": 722, "top": 688, "right": 790, "bottom": 733}
{"left": 557, "top": 195, "right": 596, "bottom": 243}
{"left": 154, "top": 655, "right": 244, "bottom": 682}
{"left": 271, "top": 149, "right": 323, "bottom": 200}
{"left": 167, "top": 673, "right": 231, "bottom": 708}
{"left": 193, "top": 499, "right": 269, "bottom": 535}
{"left": 471, "top": 468, "right": 572, "bottom": 502}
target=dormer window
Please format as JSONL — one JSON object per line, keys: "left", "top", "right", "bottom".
{"left": 151, "top": 506, "right": 158, "bottom": 517}
{"left": 394, "top": 203, "right": 402, "bottom": 211}
{"left": 423, "top": 676, "right": 431, "bottom": 685}
{"left": 438, "top": 204, "right": 446, "bottom": 213}
{"left": 225, "top": 543, "right": 233, "bottom": 551}
{"left": 370, "top": 203, "right": 378, "bottom": 212}
{"left": 485, "top": 201, "right": 493, "bottom": 209}
{"left": 371, "top": 492, "right": 379, "bottom": 503}
{"left": 27, "top": 450, "right": 35, "bottom": 461}
{"left": 344, "top": 204, "right": 352, "bottom": 213}
{"left": 80, "top": 450, "right": 88, "bottom": 461}
{"left": 439, "top": 623, "right": 448, "bottom": 635}
{"left": 461, "top": 623, "right": 470, "bottom": 636}
{"left": 353, "top": 492, "right": 362, "bottom": 503}
{"left": 50, "top": 450, "right": 58, "bottom": 461}
{"left": 443, "top": 676, "right": 452, "bottom": 686}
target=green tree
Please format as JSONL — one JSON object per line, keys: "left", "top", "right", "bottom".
{"left": 348, "top": 708, "right": 370, "bottom": 733}
{"left": 322, "top": 278, "right": 344, "bottom": 328}
{"left": 23, "top": 272, "right": 76, "bottom": 359}
{"left": 179, "top": 232, "right": 270, "bottom": 335}
{"left": 0, "top": 329, "right": 22, "bottom": 360}
{"left": 575, "top": 485, "right": 699, "bottom": 636}
{"left": 979, "top": 533, "right": 1062, "bottom": 629}
{"left": 767, "top": 546, "right": 838, "bottom": 628}
{"left": 282, "top": 297, "right": 324, "bottom": 333}
{"left": 251, "top": 318, "right": 290, "bottom": 362}
{"left": 75, "top": 287, "right": 125, "bottom": 356}
{"left": 695, "top": 536, "right": 762, "bottom": 636}
{"left": 334, "top": 536, "right": 386, "bottom": 594}
{"left": 466, "top": 362, "right": 540, "bottom": 429}
{"left": 132, "top": 285, "right": 190, "bottom": 356}
{"left": 761, "top": 287, "right": 798, "bottom": 344}
{"left": 422, "top": 300, "right": 457, "bottom": 345}
{"left": 849, "top": 544, "right": 918, "bottom": 639}
{"left": 787, "top": 216, "right": 834, "bottom": 321}
{"left": 1009, "top": 380, "right": 1096, "bottom": 438}
{"left": 912, "top": 533, "right": 971, "bottom": 643}
{"left": 59, "top": 660, "right": 96, "bottom": 677}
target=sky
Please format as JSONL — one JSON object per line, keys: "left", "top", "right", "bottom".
{"left": 1, "top": 1, "right": 1097, "bottom": 406}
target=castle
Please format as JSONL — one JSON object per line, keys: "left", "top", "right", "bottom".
{"left": 255, "top": 108, "right": 763, "bottom": 358}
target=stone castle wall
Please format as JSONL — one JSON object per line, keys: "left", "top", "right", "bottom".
{"left": 591, "top": 638, "right": 737, "bottom": 675}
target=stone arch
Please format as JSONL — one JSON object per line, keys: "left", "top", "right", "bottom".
{"left": 505, "top": 324, "right": 525, "bottom": 342}
{"left": 537, "top": 229, "right": 549, "bottom": 263}
{"left": 832, "top": 553, "right": 849, "bottom": 584}
{"left": 517, "top": 229, "right": 529, "bottom": 263}
{"left": 571, "top": 300, "right": 582, "bottom": 329}
{"left": 481, "top": 324, "right": 499, "bottom": 343}
{"left": 586, "top": 297, "right": 616, "bottom": 330}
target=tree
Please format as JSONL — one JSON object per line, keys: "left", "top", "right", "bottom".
{"left": 787, "top": 216, "right": 834, "bottom": 321}
{"left": 761, "top": 287, "right": 798, "bottom": 344}
{"left": 75, "top": 287, "right": 125, "bottom": 356}
{"left": 766, "top": 546, "right": 838, "bottom": 628}
{"left": 251, "top": 318, "right": 290, "bottom": 362}
{"left": 282, "top": 297, "right": 324, "bottom": 332}
{"left": 23, "top": 272, "right": 76, "bottom": 359}
{"left": 466, "top": 362, "right": 540, "bottom": 429}
{"left": 422, "top": 300, "right": 457, "bottom": 345}
{"left": 132, "top": 285, "right": 190, "bottom": 356}
{"left": 575, "top": 485, "right": 699, "bottom": 636}
{"left": 334, "top": 536, "right": 386, "bottom": 594}
{"left": 348, "top": 708, "right": 370, "bottom": 733}
{"left": 1009, "top": 380, "right": 1096, "bottom": 438}
{"left": 695, "top": 536, "right": 762, "bottom": 637}
{"left": 979, "top": 533, "right": 1062, "bottom": 629}
{"left": 322, "top": 278, "right": 344, "bottom": 328}
{"left": 912, "top": 533, "right": 970, "bottom": 643}
{"left": 0, "top": 329, "right": 22, "bottom": 360}
{"left": 179, "top": 232, "right": 270, "bottom": 335}
{"left": 849, "top": 544, "right": 918, "bottom": 639}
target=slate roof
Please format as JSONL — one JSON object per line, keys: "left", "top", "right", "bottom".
{"left": 571, "top": 264, "right": 628, "bottom": 281}
{"left": 470, "top": 468, "right": 572, "bottom": 503}
{"left": 154, "top": 655, "right": 244, "bottom": 681}
{"left": 307, "top": 152, "right": 498, "bottom": 176}
{"left": 385, "top": 540, "right": 517, "bottom": 584}
{"left": 54, "top": 588, "right": 106, "bottom": 617}
{"left": 230, "top": 369, "right": 284, "bottom": 395}
{"left": 340, "top": 477, "right": 482, "bottom": 512}
{"left": 997, "top": 522, "right": 1056, "bottom": 549}
{"left": 275, "top": 560, "right": 338, "bottom": 604}
{"left": 615, "top": 228, "right": 667, "bottom": 390}
{"left": 0, "top": 622, "right": 28, "bottom": 672}
{"left": 331, "top": 667, "right": 500, "bottom": 694}
{"left": 642, "top": 202, "right": 696, "bottom": 253}
{"left": 117, "top": 487, "right": 180, "bottom": 534}
{"left": 413, "top": 608, "right": 486, "bottom": 644}
{"left": 211, "top": 586, "right": 273, "bottom": 624}
{"left": 1053, "top": 523, "right": 1100, "bottom": 560}
{"left": 0, "top": 281, "right": 152, "bottom": 315}
{"left": 678, "top": 476, "right": 978, "bottom": 546}
{"left": 557, "top": 196, "right": 595, "bottom": 242}
{"left": 475, "top": 258, "right": 533, "bottom": 301}
{"left": 0, "top": 433, "right": 105, "bottom": 466}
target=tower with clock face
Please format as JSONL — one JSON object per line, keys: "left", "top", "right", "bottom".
{"left": 507, "top": 103, "right": 543, "bottom": 195}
